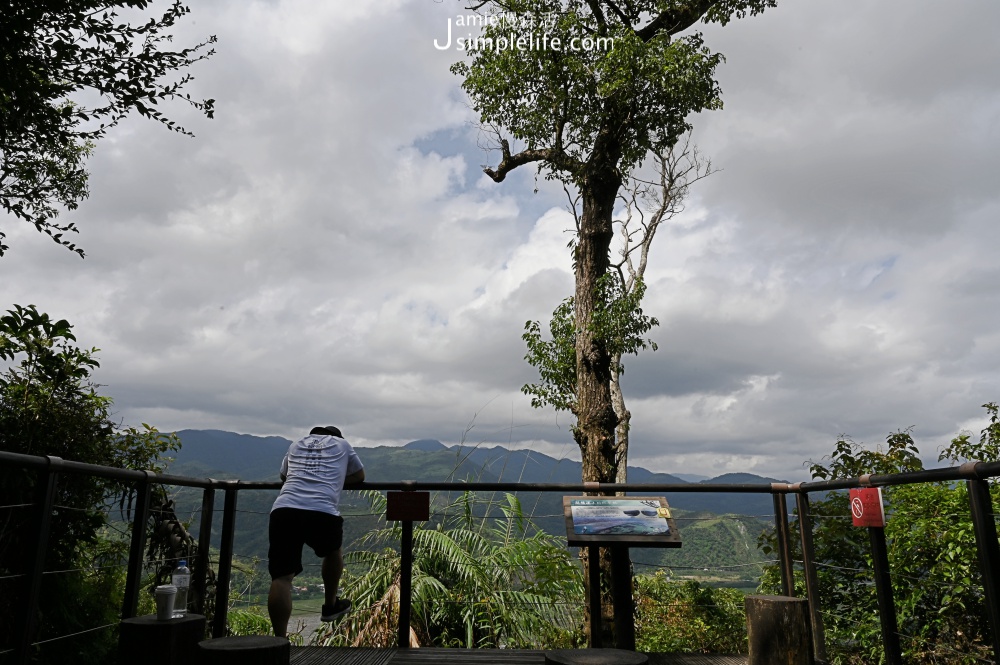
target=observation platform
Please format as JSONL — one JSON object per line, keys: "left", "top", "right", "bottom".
{"left": 289, "top": 648, "right": 747, "bottom": 665}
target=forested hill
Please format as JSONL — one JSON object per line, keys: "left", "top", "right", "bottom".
{"left": 165, "top": 429, "right": 784, "bottom": 518}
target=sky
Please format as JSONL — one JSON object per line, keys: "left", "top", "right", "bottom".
{"left": 2, "top": 0, "right": 999, "bottom": 483}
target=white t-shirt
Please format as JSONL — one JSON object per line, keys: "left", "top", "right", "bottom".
{"left": 271, "top": 434, "right": 364, "bottom": 516}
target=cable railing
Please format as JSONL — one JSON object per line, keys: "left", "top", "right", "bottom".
{"left": 3, "top": 449, "right": 1000, "bottom": 664}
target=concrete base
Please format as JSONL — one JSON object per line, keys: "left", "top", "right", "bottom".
{"left": 119, "top": 613, "right": 206, "bottom": 665}
{"left": 198, "top": 635, "right": 290, "bottom": 665}
{"left": 544, "top": 648, "right": 649, "bottom": 665}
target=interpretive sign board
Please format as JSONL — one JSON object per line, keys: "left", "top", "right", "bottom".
{"left": 849, "top": 487, "right": 886, "bottom": 528}
{"left": 563, "top": 496, "right": 681, "bottom": 547}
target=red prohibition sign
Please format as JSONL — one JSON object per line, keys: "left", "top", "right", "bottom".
{"left": 851, "top": 497, "right": 864, "bottom": 519}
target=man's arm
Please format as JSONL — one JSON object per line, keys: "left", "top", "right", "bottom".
{"left": 344, "top": 468, "right": 365, "bottom": 487}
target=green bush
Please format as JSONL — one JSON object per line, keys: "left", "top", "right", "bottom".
{"left": 635, "top": 574, "right": 747, "bottom": 653}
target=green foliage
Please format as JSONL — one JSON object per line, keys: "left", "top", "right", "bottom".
{"left": 451, "top": 0, "right": 774, "bottom": 184}
{"left": 0, "top": 304, "right": 179, "bottom": 663}
{"left": 522, "top": 275, "right": 658, "bottom": 413}
{"left": 759, "top": 408, "right": 1000, "bottom": 664}
{"left": 0, "top": 1, "right": 216, "bottom": 257}
{"left": 635, "top": 575, "right": 747, "bottom": 653}
{"left": 228, "top": 606, "right": 273, "bottom": 638}
{"left": 319, "top": 490, "right": 583, "bottom": 648}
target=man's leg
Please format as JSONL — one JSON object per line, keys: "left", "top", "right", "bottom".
{"left": 322, "top": 548, "right": 343, "bottom": 606}
{"left": 268, "top": 573, "right": 295, "bottom": 638}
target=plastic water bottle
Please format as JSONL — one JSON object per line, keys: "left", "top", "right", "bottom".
{"left": 171, "top": 560, "right": 191, "bottom": 616}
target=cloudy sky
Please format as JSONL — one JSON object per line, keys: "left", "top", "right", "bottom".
{"left": 3, "top": 0, "right": 999, "bottom": 482}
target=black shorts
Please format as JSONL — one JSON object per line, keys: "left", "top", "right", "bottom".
{"left": 268, "top": 507, "right": 344, "bottom": 579}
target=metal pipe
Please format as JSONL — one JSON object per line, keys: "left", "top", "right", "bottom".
{"left": 968, "top": 478, "right": 1000, "bottom": 660}
{"left": 773, "top": 492, "right": 794, "bottom": 597}
{"left": 868, "top": 526, "right": 902, "bottom": 665}
{"left": 15, "top": 457, "right": 61, "bottom": 665}
{"left": 397, "top": 519, "right": 414, "bottom": 648}
{"left": 121, "top": 472, "right": 151, "bottom": 619}
{"left": 213, "top": 484, "right": 239, "bottom": 638}
{"left": 194, "top": 487, "right": 216, "bottom": 616}
{"left": 796, "top": 492, "right": 826, "bottom": 662}
{"left": 587, "top": 545, "right": 602, "bottom": 649}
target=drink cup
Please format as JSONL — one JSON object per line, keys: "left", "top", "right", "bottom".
{"left": 155, "top": 584, "right": 177, "bottom": 621}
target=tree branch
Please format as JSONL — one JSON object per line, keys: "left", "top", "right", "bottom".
{"left": 483, "top": 138, "right": 581, "bottom": 182}
{"left": 637, "top": 0, "right": 717, "bottom": 41}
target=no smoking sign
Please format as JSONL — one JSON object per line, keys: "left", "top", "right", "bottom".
{"left": 849, "top": 487, "right": 886, "bottom": 528}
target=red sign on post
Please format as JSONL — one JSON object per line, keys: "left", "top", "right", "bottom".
{"left": 849, "top": 487, "right": 886, "bottom": 527}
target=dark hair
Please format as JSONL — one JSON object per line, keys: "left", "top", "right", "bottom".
{"left": 310, "top": 425, "right": 342, "bottom": 437}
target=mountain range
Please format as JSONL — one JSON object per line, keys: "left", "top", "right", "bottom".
{"left": 166, "top": 429, "right": 783, "bottom": 517}
{"left": 163, "top": 430, "right": 781, "bottom": 585}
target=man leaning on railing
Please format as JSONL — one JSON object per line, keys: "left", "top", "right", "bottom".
{"left": 266, "top": 425, "right": 365, "bottom": 638}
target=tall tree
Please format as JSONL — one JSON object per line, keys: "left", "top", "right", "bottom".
{"left": 454, "top": 0, "right": 774, "bottom": 489}
{"left": 0, "top": 1, "right": 216, "bottom": 257}
{"left": 523, "top": 137, "right": 713, "bottom": 484}
{"left": 454, "top": 0, "right": 775, "bottom": 641}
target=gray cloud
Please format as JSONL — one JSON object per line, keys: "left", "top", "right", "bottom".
{"left": 2, "top": 0, "right": 999, "bottom": 483}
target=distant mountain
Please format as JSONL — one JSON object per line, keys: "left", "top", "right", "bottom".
{"left": 163, "top": 430, "right": 780, "bottom": 583}
{"left": 402, "top": 439, "right": 448, "bottom": 452}
{"left": 165, "top": 430, "right": 783, "bottom": 518}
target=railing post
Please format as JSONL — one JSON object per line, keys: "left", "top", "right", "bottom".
{"left": 397, "top": 518, "right": 414, "bottom": 648}
{"left": 15, "top": 457, "right": 61, "bottom": 665}
{"left": 193, "top": 486, "right": 216, "bottom": 616}
{"left": 386, "top": 489, "right": 429, "bottom": 648}
{"left": 773, "top": 491, "right": 794, "bottom": 596}
{"left": 796, "top": 492, "right": 826, "bottom": 662}
{"left": 212, "top": 483, "right": 239, "bottom": 638}
{"left": 868, "top": 526, "right": 902, "bottom": 665}
{"left": 967, "top": 477, "right": 1000, "bottom": 660}
{"left": 121, "top": 472, "right": 152, "bottom": 619}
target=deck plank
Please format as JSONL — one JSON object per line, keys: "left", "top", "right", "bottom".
{"left": 289, "top": 647, "right": 746, "bottom": 665}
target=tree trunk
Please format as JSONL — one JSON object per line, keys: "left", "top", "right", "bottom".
{"left": 575, "top": 158, "right": 627, "bottom": 646}
{"left": 573, "top": 163, "right": 620, "bottom": 484}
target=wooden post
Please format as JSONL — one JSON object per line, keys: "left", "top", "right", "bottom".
{"left": 119, "top": 613, "right": 206, "bottom": 665}
{"left": 745, "top": 595, "right": 813, "bottom": 665}
{"left": 197, "top": 635, "right": 288, "bottom": 664}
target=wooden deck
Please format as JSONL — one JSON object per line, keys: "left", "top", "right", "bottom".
{"left": 289, "top": 647, "right": 747, "bottom": 665}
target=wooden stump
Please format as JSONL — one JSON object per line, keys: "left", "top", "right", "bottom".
{"left": 119, "top": 613, "right": 206, "bottom": 665}
{"left": 745, "top": 595, "right": 812, "bottom": 665}
{"left": 197, "top": 635, "right": 289, "bottom": 665}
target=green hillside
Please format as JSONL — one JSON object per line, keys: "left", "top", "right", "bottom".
{"left": 163, "top": 430, "right": 776, "bottom": 586}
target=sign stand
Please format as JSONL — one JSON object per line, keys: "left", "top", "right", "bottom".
{"left": 561, "top": 496, "right": 681, "bottom": 654}
{"left": 849, "top": 487, "right": 902, "bottom": 665}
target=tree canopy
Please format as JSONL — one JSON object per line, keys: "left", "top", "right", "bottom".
{"left": 0, "top": 304, "right": 179, "bottom": 663}
{"left": 0, "top": 1, "right": 216, "bottom": 257}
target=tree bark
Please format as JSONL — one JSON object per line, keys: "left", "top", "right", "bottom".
{"left": 574, "top": 150, "right": 629, "bottom": 646}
